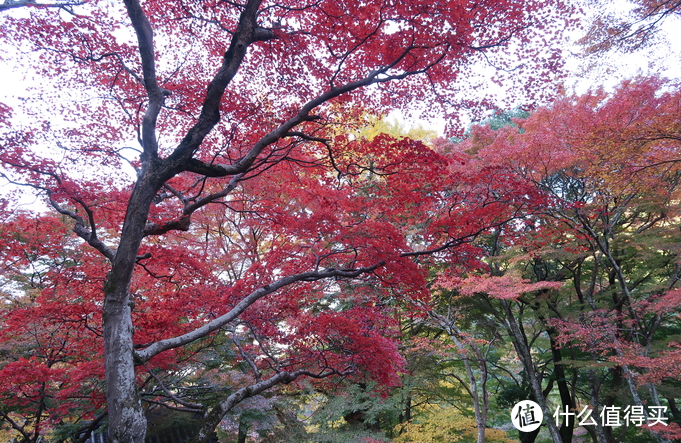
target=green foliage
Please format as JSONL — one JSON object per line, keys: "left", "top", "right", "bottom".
{"left": 146, "top": 409, "right": 204, "bottom": 442}
{"left": 449, "top": 108, "right": 530, "bottom": 144}
{"left": 479, "top": 109, "right": 529, "bottom": 131}
{"left": 306, "top": 382, "right": 399, "bottom": 443}
{"left": 215, "top": 396, "right": 310, "bottom": 443}
{"left": 496, "top": 384, "right": 530, "bottom": 411}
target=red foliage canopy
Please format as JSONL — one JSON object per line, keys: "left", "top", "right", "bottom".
{"left": 0, "top": 0, "right": 572, "bottom": 441}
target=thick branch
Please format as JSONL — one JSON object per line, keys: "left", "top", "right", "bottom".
{"left": 166, "top": 0, "right": 272, "bottom": 168}
{"left": 178, "top": 61, "right": 425, "bottom": 179}
{"left": 75, "top": 411, "right": 108, "bottom": 443}
{"left": 143, "top": 174, "right": 243, "bottom": 236}
{"left": 122, "top": 0, "right": 167, "bottom": 160}
{"left": 0, "top": 409, "right": 29, "bottom": 440}
{"left": 0, "top": 0, "right": 83, "bottom": 11}
{"left": 190, "top": 368, "right": 349, "bottom": 443}
{"left": 232, "top": 332, "right": 262, "bottom": 382}
{"left": 49, "top": 195, "right": 116, "bottom": 261}
{"left": 135, "top": 264, "right": 382, "bottom": 362}
{"left": 143, "top": 215, "right": 191, "bottom": 236}
{"left": 173, "top": 40, "right": 444, "bottom": 181}
{"left": 147, "top": 371, "right": 204, "bottom": 410}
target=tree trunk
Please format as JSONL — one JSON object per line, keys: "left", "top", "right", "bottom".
{"left": 501, "top": 300, "right": 563, "bottom": 443}
{"left": 519, "top": 427, "right": 541, "bottom": 443}
{"left": 588, "top": 369, "right": 611, "bottom": 443}
{"left": 236, "top": 417, "right": 248, "bottom": 443}
{"left": 548, "top": 329, "right": 574, "bottom": 443}
{"left": 448, "top": 324, "right": 488, "bottom": 443}
{"left": 104, "top": 177, "right": 162, "bottom": 443}
{"left": 103, "top": 294, "right": 146, "bottom": 443}
{"left": 667, "top": 397, "right": 680, "bottom": 420}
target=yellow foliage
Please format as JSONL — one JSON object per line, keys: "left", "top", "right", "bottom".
{"left": 393, "top": 406, "right": 517, "bottom": 443}
{"left": 0, "top": 425, "right": 17, "bottom": 443}
{"left": 358, "top": 116, "right": 438, "bottom": 143}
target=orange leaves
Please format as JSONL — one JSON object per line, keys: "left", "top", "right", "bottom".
{"left": 485, "top": 78, "right": 681, "bottom": 201}
{"left": 610, "top": 341, "right": 681, "bottom": 386}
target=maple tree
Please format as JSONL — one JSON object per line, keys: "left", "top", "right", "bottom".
{"left": 0, "top": 212, "right": 107, "bottom": 442}
{"left": 0, "top": 0, "right": 573, "bottom": 441}
{"left": 580, "top": 0, "right": 681, "bottom": 53}
{"left": 431, "top": 77, "right": 681, "bottom": 443}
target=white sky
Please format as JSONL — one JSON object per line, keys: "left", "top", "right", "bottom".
{"left": 2, "top": 3, "right": 681, "bottom": 130}
{"left": 1, "top": 1, "right": 681, "bottom": 205}
{"left": 409, "top": 6, "right": 681, "bottom": 135}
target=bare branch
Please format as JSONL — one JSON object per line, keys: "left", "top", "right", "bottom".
{"left": 177, "top": 59, "right": 435, "bottom": 180}
{"left": 75, "top": 411, "right": 108, "bottom": 443}
{"left": 232, "top": 329, "right": 262, "bottom": 382}
{"left": 0, "top": 0, "right": 84, "bottom": 11}
{"left": 143, "top": 174, "right": 244, "bottom": 236}
{"left": 0, "top": 409, "right": 29, "bottom": 440}
{"left": 48, "top": 194, "right": 116, "bottom": 261}
{"left": 165, "top": 0, "right": 273, "bottom": 169}
{"left": 122, "top": 0, "right": 167, "bottom": 161}
{"left": 192, "top": 367, "right": 352, "bottom": 443}
{"left": 147, "top": 370, "right": 205, "bottom": 410}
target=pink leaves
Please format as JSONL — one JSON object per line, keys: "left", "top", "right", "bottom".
{"left": 436, "top": 272, "right": 561, "bottom": 299}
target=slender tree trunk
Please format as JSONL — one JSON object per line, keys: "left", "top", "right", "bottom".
{"left": 548, "top": 329, "right": 574, "bottom": 443}
{"left": 519, "top": 427, "right": 541, "bottom": 443}
{"left": 501, "top": 300, "right": 564, "bottom": 443}
{"left": 236, "top": 417, "right": 248, "bottom": 443}
{"left": 621, "top": 365, "right": 671, "bottom": 443}
{"left": 589, "top": 369, "right": 611, "bottom": 443}
{"left": 426, "top": 309, "right": 489, "bottom": 443}
{"left": 667, "top": 397, "right": 680, "bottom": 420}
{"left": 404, "top": 395, "right": 412, "bottom": 422}
{"left": 447, "top": 324, "right": 488, "bottom": 443}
